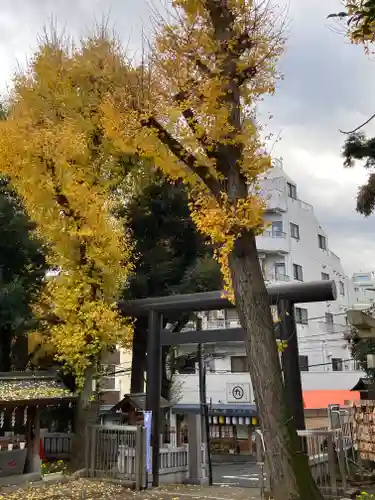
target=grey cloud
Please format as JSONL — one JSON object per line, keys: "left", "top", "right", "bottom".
{"left": 265, "top": 0, "right": 375, "bottom": 153}
{"left": 259, "top": 0, "right": 375, "bottom": 275}
{"left": 0, "top": 0, "right": 153, "bottom": 91}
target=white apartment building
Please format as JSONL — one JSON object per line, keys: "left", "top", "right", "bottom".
{"left": 173, "top": 161, "right": 364, "bottom": 409}
{"left": 100, "top": 162, "right": 367, "bottom": 417}
{"left": 351, "top": 271, "right": 375, "bottom": 309}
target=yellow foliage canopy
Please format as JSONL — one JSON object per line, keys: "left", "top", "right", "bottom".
{"left": 101, "top": 0, "right": 284, "bottom": 295}
{"left": 0, "top": 32, "right": 138, "bottom": 384}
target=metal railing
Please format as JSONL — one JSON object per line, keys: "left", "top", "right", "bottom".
{"left": 264, "top": 273, "right": 290, "bottom": 282}
{"left": 254, "top": 427, "right": 352, "bottom": 499}
{"left": 297, "top": 429, "right": 348, "bottom": 497}
{"left": 85, "top": 424, "right": 145, "bottom": 490}
{"left": 159, "top": 447, "right": 188, "bottom": 471}
{"left": 262, "top": 230, "right": 287, "bottom": 238}
{"left": 43, "top": 432, "right": 73, "bottom": 460}
{"left": 317, "top": 321, "right": 350, "bottom": 336}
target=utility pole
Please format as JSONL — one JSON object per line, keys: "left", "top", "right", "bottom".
{"left": 197, "top": 317, "right": 213, "bottom": 485}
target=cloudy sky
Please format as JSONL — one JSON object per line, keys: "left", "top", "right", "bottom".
{"left": 0, "top": 0, "right": 374, "bottom": 276}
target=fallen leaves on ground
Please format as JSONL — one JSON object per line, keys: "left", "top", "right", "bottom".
{"left": 0, "top": 479, "right": 261, "bottom": 500}
{"left": 0, "top": 479, "right": 134, "bottom": 499}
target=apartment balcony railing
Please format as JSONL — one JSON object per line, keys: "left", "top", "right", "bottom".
{"left": 289, "top": 197, "right": 314, "bottom": 214}
{"left": 264, "top": 273, "right": 290, "bottom": 283}
{"left": 256, "top": 230, "right": 289, "bottom": 254}
{"left": 204, "top": 319, "right": 241, "bottom": 330}
{"left": 317, "top": 322, "right": 350, "bottom": 336}
{"left": 263, "top": 188, "right": 287, "bottom": 212}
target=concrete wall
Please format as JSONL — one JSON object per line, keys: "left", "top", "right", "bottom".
{"left": 175, "top": 370, "right": 363, "bottom": 405}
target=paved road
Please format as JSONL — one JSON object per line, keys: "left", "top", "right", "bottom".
{"left": 213, "top": 462, "right": 267, "bottom": 489}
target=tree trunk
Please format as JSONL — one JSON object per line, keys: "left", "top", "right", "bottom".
{"left": 130, "top": 320, "right": 147, "bottom": 394}
{"left": 228, "top": 231, "right": 323, "bottom": 500}
{"left": 0, "top": 328, "right": 12, "bottom": 371}
{"left": 12, "top": 334, "right": 29, "bottom": 370}
{"left": 71, "top": 368, "right": 99, "bottom": 472}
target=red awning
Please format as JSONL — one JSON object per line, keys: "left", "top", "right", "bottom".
{"left": 303, "top": 390, "right": 360, "bottom": 409}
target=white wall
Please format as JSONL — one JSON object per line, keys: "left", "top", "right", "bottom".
{"left": 117, "top": 349, "right": 132, "bottom": 397}
{"left": 175, "top": 369, "right": 362, "bottom": 405}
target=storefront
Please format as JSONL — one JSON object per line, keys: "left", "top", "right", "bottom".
{"left": 172, "top": 403, "right": 259, "bottom": 455}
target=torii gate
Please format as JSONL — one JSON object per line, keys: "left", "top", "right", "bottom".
{"left": 119, "top": 280, "right": 336, "bottom": 486}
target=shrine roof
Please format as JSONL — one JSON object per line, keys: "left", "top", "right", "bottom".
{"left": 112, "top": 392, "right": 170, "bottom": 412}
{"left": 0, "top": 371, "right": 76, "bottom": 407}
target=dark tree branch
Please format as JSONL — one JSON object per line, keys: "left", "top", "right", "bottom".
{"left": 205, "top": 0, "right": 235, "bottom": 48}
{"left": 174, "top": 89, "right": 220, "bottom": 160}
{"left": 186, "top": 54, "right": 213, "bottom": 76}
{"left": 236, "top": 66, "right": 257, "bottom": 86}
{"left": 140, "top": 115, "right": 221, "bottom": 197}
{"left": 232, "top": 31, "right": 255, "bottom": 54}
{"left": 340, "top": 112, "right": 375, "bottom": 134}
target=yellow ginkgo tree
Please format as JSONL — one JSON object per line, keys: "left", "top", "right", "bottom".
{"left": 101, "top": 1, "right": 322, "bottom": 499}
{"left": 0, "top": 31, "right": 137, "bottom": 387}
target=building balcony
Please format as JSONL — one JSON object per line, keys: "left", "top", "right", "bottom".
{"left": 263, "top": 188, "right": 287, "bottom": 212}
{"left": 288, "top": 197, "right": 314, "bottom": 214}
{"left": 256, "top": 230, "right": 290, "bottom": 254}
{"left": 264, "top": 272, "right": 290, "bottom": 283}
{"left": 204, "top": 319, "right": 241, "bottom": 330}
{"left": 317, "top": 322, "right": 350, "bottom": 336}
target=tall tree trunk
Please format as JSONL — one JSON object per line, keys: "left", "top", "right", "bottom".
{"left": 0, "top": 328, "right": 12, "bottom": 371}
{"left": 130, "top": 320, "right": 147, "bottom": 394}
{"left": 229, "top": 231, "right": 323, "bottom": 500}
{"left": 12, "top": 334, "right": 29, "bottom": 370}
{"left": 71, "top": 367, "right": 99, "bottom": 472}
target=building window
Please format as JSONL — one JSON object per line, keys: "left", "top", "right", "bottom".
{"left": 275, "top": 262, "right": 286, "bottom": 281}
{"left": 178, "top": 357, "right": 196, "bottom": 374}
{"left": 339, "top": 281, "right": 345, "bottom": 296}
{"left": 231, "top": 356, "right": 248, "bottom": 373}
{"left": 318, "top": 234, "right": 327, "bottom": 250}
{"left": 332, "top": 358, "right": 343, "bottom": 372}
{"left": 271, "top": 221, "right": 283, "bottom": 237}
{"left": 299, "top": 355, "right": 309, "bottom": 372}
{"left": 293, "top": 264, "right": 303, "bottom": 281}
{"left": 321, "top": 272, "right": 330, "bottom": 281}
{"left": 295, "top": 307, "right": 308, "bottom": 325}
{"left": 287, "top": 182, "right": 297, "bottom": 199}
{"left": 101, "top": 364, "right": 116, "bottom": 391}
{"left": 100, "top": 377, "right": 116, "bottom": 390}
{"left": 290, "top": 223, "right": 300, "bottom": 240}
{"left": 325, "top": 312, "right": 333, "bottom": 325}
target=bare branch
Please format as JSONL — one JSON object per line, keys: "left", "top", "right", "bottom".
{"left": 340, "top": 112, "right": 375, "bottom": 134}
{"left": 140, "top": 115, "right": 221, "bottom": 197}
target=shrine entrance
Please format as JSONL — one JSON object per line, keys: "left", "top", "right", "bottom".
{"left": 119, "top": 280, "right": 337, "bottom": 487}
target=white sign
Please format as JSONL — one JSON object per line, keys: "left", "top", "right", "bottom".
{"left": 226, "top": 383, "right": 251, "bottom": 403}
